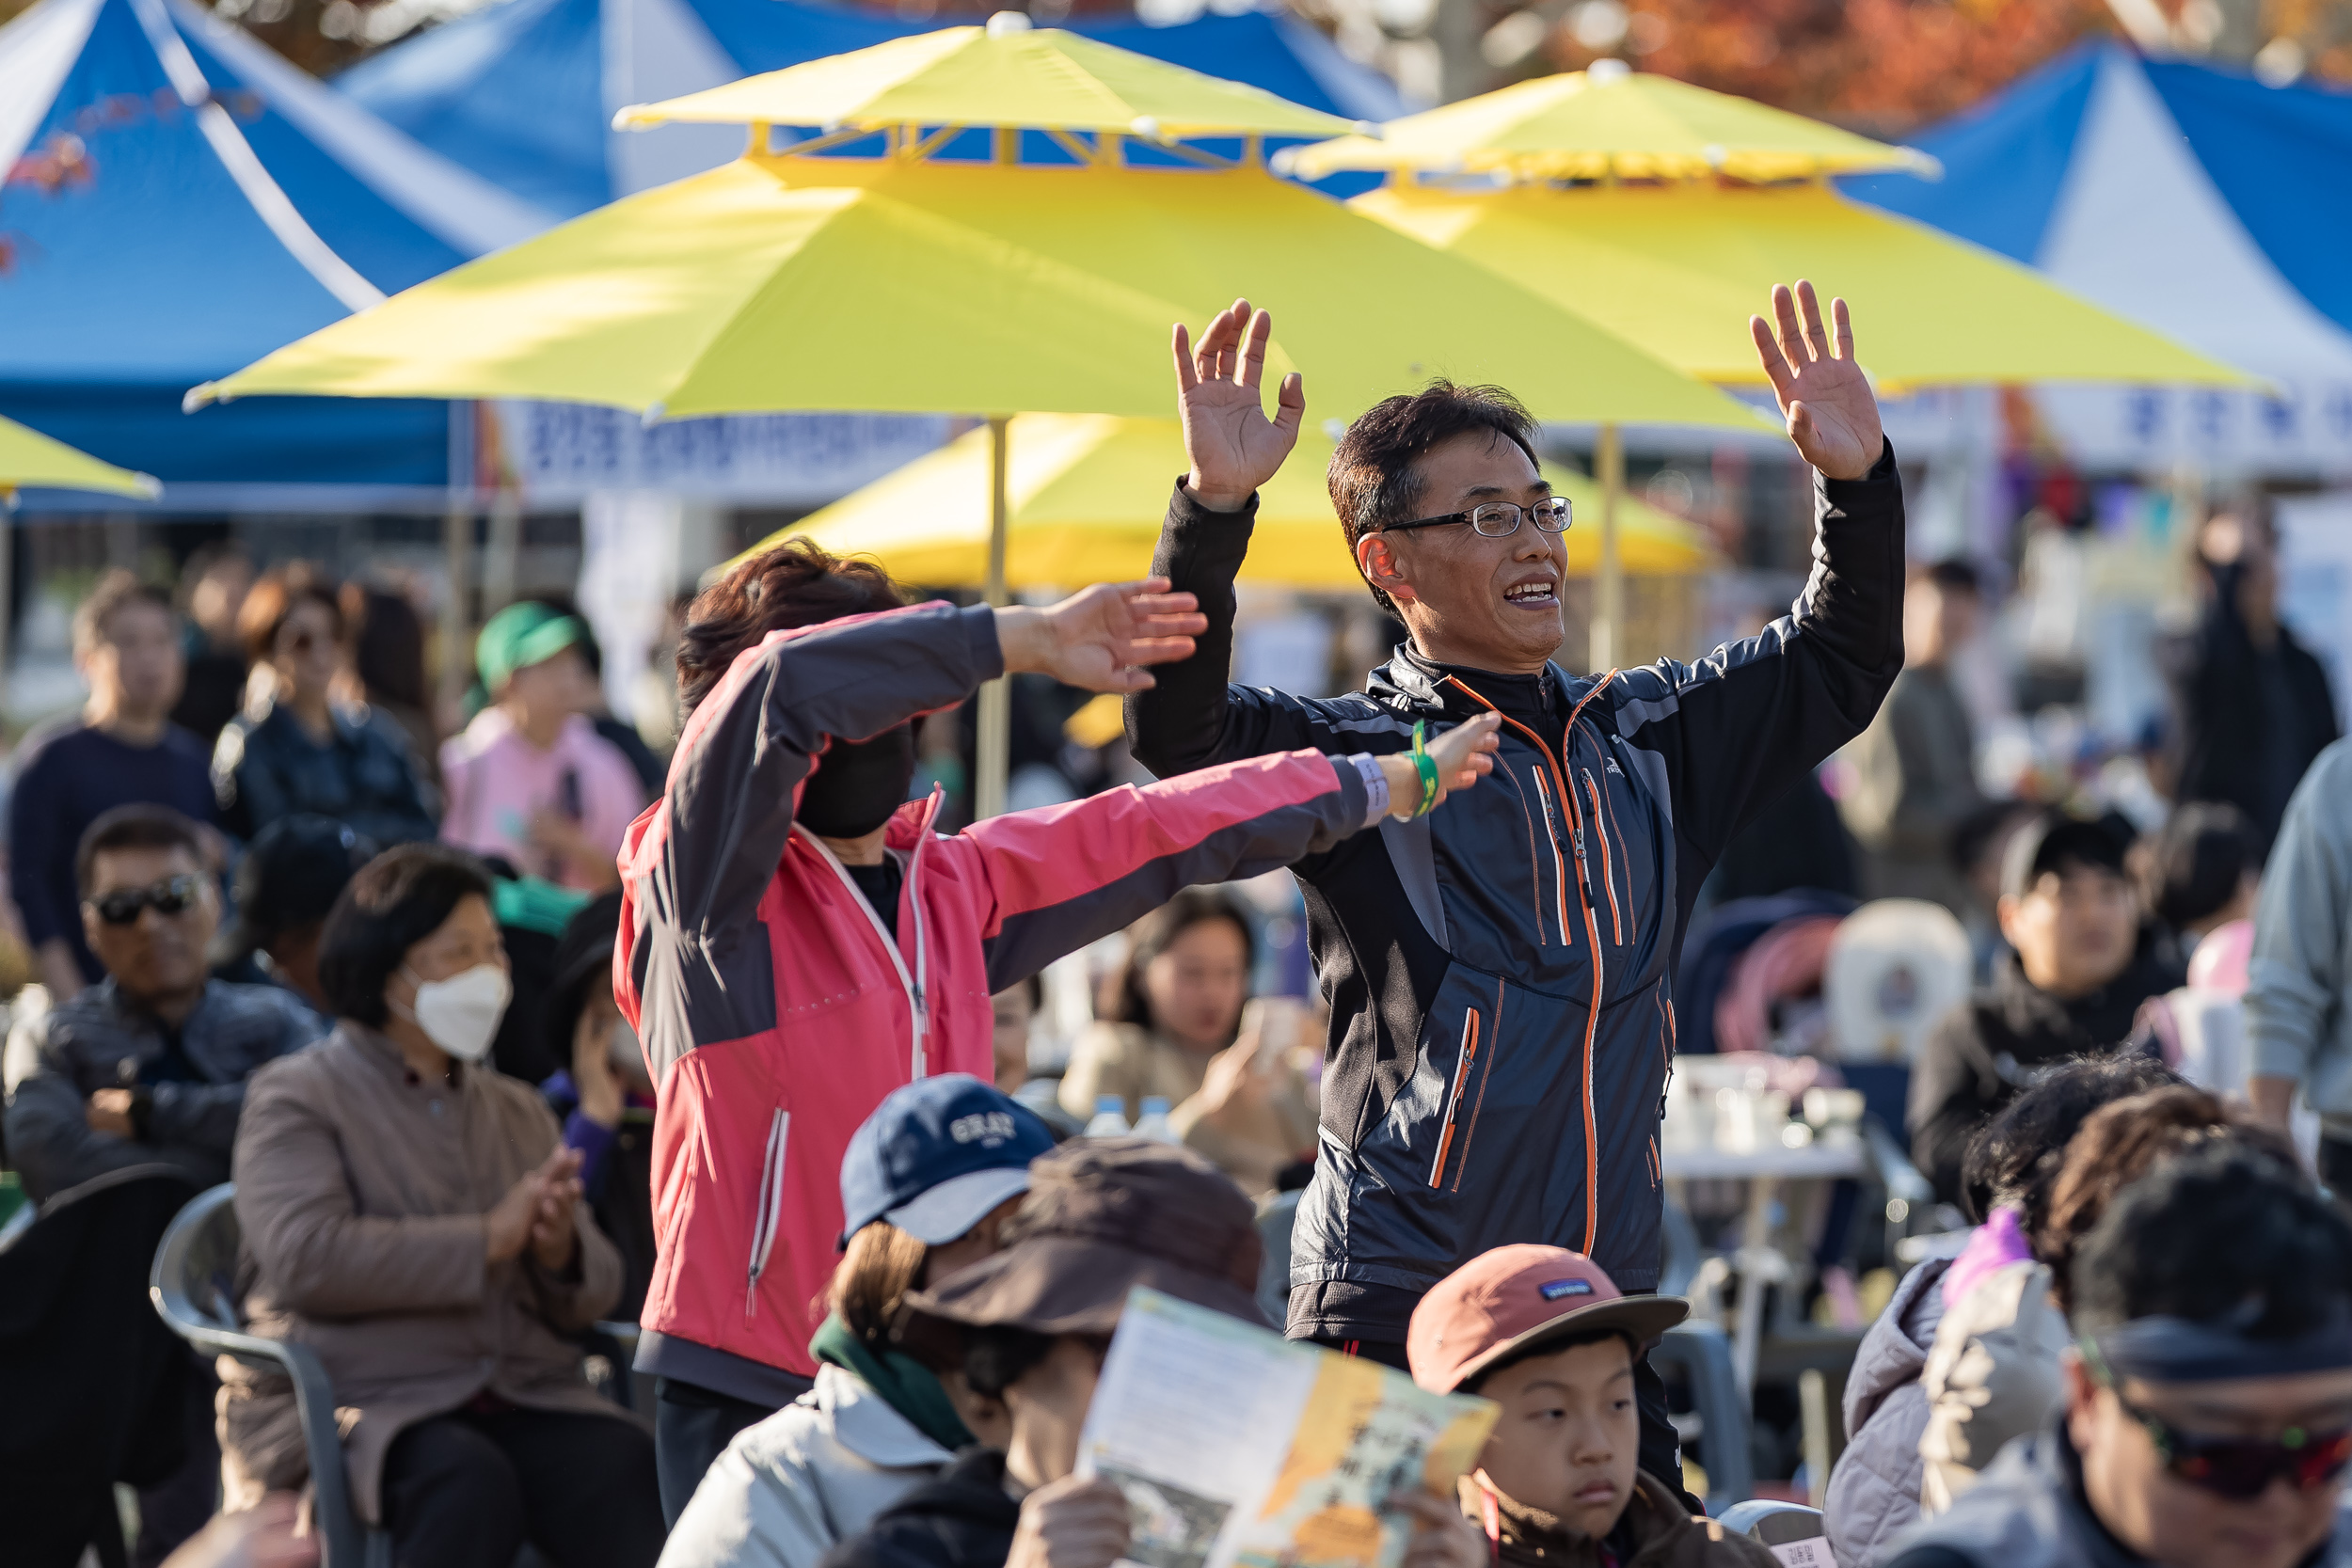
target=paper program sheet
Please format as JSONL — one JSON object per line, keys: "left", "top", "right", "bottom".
{"left": 1074, "top": 1288, "right": 1499, "bottom": 1568}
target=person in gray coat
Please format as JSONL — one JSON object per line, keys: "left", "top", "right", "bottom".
{"left": 660, "top": 1075, "right": 1055, "bottom": 1568}
{"left": 2248, "top": 738, "right": 2352, "bottom": 1181}
{"left": 1885, "top": 1147, "right": 2352, "bottom": 1568}
{"left": 2, "top": 803, "right": 322, "bottom": 1203}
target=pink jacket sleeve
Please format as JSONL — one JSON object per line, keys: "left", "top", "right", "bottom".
{"left": 969, "top": 748, "right": 1375, "bottom": 990}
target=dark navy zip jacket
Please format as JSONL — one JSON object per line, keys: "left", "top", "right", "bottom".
{"left": 1128, "top": 446, "right": 1905, "bottom": 1343}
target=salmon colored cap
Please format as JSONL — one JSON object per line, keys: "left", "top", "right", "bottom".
{"left": 1407, "top": 1243, "right": 1690, "bottom": 1394}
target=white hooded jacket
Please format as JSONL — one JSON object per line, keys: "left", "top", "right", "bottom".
{"left": 659, "top": 1363, "right": 956, "bottom": 1568}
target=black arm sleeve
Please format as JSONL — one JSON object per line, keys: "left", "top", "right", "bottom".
{"left": 1609, "top": 442, "right": 1906, "bottom": 907}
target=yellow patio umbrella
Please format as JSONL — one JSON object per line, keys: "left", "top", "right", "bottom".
{"left": 0, "top": 416, "right": 158, "bottom": 501}
{"left": 612, "top": 24, "right": 1353, "bottom": 140}
{"left": 1284, "top": 64, "right": 1937, "bottom": 183}
{"left": 193, "top": 26, "right": 1763, "bottom": 811}
{"left": 749, "top": 413, "right": 1716, "bottom": 587}
{"left": 1286, "top": 66, "right": 2251, "bottom": 668}
{"left": 1350, "top": 182, "right": 2245, "bottom": 394}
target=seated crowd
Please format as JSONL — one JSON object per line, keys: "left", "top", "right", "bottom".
{"left": 7, "top": 555, "right": 2351, "bottom": 1568}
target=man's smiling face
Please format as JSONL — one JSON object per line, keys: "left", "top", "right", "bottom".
{"left": 1358, "top": 429, "right": 1568, "bottom": 676}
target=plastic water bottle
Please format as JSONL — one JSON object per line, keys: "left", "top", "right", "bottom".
{"left": 1084, "top": 1095, "right": 1132, "bottom": 1138}
{"left": 1132, "top": 1095, "right": 1176, "bottom": 1143}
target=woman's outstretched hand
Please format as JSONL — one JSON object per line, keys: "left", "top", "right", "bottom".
{"left": 996, "top": 578, "right": 1209, "bottom": 694}
{"left": 1377, "top": 712, "right": 1502, "bottom": 821}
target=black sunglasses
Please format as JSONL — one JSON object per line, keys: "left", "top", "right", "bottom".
{"left": 2090, "top": 1347, "right": 2352, "bottom": 1500}
{"left": 87, "top": 874, "right": 205, "bottom": 927}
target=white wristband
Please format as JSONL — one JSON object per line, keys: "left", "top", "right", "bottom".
{"left": 1348, "top": 753, "right": 1391, "bottom": 829}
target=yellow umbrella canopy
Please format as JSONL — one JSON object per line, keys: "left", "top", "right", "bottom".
{"left": 757, "top": 413, "right": 1715, "bottom": 588}
{"left": 1286, "top": 67, "right": 1936, "bottom": 183}
{"left": 1350, "top": 182, "right": 2249, "bottom": 391}
{"left": 192, "top": 153, "right": 1762, "bottom": 431}
{"left": 0, "top": 416, "right": 158, "bottom": 500}
{"left": 614, "top": 23, "right": 1353, "bottom": 140}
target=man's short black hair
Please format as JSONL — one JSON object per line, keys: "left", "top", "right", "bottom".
{"left": 318, "top": 845, "right": 494, "bottom": 1026}
{"left": 2072, "top": 1145, "right": 2352, "bottom": 1343}
{"left": 1327, "top": 382, "right": 1541, "bottom": 615}
{"left": 1458, "top": 1325, "right": 1636, "bottom": 1396}
{"left": 76, "top": 804, "right": 205, "bottom": 899}
{"left": 2144, "top": 802, "right": 2257, "bottom": 932}
{"left": 1959, "top": 1052, "right": 2180, "bottom": 1227}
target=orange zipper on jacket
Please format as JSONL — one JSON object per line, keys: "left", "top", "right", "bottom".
{"left": 1429, "top": 1007, "right": 1480, "bottom": 1189}
{"left": 1445, "top": 673, "right": 1610, "bottom": 1251}
{"left": 1582, "top": 770, "right": 1623, "bottom": 945}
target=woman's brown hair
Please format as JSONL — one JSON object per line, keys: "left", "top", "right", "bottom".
{"left": 2037, "top": 1083, "right": 2300, "bottom": 1314}
{"left": 675, "top": 538, "right": 902, "bottom": 716}
{"left": 237, "top": 563, "right": 343, "bottom": 668}
{"left": 828, "top": 1221, "right": 930, "bottom": 1349}
{"left": 1099, "top": 887, "right": 1256, "bottom": 1035}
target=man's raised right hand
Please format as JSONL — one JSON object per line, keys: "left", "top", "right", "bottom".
{"left": 1175, "top": 298, "right": 1306, "bottom": 514}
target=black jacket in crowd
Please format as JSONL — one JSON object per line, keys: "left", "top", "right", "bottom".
{"left": 2166, "top": 560, "right": 2339, "bottom": 849}
{"left": 210, "top": 700, "right": 440, "bottom": 847}
{"left": 1907, "top": 940, "right": 2185, "bottom": 1205}
{"left": 821, "top": 1448, "right": 1020, "bottom": 1568}
{"left": 1126, "top": 448, "right": 1905, "bottom": 1344}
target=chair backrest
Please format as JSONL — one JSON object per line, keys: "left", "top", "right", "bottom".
{"left": 1713, "top": 1499, "right": 1829, "bottom": 1566}
{"left": 150, "top": 1183, "right": 243, "bottom": 1339}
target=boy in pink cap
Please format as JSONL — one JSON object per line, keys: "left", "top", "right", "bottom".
{"left": 1409, "top": 1244, "right": 1773, "bottom": 1568}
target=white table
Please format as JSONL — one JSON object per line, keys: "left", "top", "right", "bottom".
{"left": 1662, "top": 1138, "right": 1867, "bottom": 1398}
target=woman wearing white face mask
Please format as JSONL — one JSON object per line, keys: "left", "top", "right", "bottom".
{"left": 224, "top": 845, "right": 664, "bottom": 1568}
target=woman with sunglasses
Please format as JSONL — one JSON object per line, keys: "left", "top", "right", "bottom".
{"left": 211, "top": 563, "right": 439, "bottom": 847}
{"left": 1887, "top": 1146, "right": 2352, "bottom": 1568}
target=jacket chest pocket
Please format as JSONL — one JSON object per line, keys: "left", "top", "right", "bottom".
{"left": 1364, "top": 967, "right": 1508, "bottom": 1196}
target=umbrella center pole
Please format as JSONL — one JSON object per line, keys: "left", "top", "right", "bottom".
{"left": 1591, "top": 420, "right": 1624, "bottom": 673}
{"left": 974, "top": 415, "right": 1013, "bottom": 820}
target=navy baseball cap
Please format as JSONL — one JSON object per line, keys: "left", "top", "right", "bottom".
{"left": 839, "top": 1074, "right": 1056, "bottom": 1247}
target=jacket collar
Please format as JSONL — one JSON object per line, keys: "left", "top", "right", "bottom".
{"left": 89, "top": 975, "right": 215, "bottom": 1032}
{"left": 1987, "top": 941, "right": 2178, "bottom": 1053}
{"left": 1368, "top": 642, "right": 1566, "bottom": 725}
{"left": 815, "top": 1362, "right": 957, "bottom": 1469}
{"left": 1486, "top": 1471, "right": 1686, "bottom": 1567}
{"left": 882, "top": 784, "right": 948, "bottom": 853}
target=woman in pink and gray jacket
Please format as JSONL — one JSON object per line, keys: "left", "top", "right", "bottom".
{"left": 614, "top": 539, "right": 1499, "bottom": 1519}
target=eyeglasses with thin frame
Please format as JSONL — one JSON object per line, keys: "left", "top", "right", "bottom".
{"left": 2085, "top": 1341, "right": 2352, "bottom": 1500}
{"left": 87, "top": 874, "right": 206, "bottom": 927}
{"left": 1376, "top": 497, "right": 1573, "bottom": 539}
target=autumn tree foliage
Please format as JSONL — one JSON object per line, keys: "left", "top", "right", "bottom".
{"left": 1544, "top": 0, "right": 2120, "bottom": 135}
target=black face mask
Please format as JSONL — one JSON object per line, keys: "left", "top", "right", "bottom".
{"left": 798, "top": 723, "right": 916, "bottom": 839}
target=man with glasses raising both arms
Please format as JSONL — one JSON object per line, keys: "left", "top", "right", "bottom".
{"left": 1127, "top": 282, "right": 1904, "bottom": 1496}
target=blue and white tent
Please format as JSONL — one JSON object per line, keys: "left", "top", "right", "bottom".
{"left": 337, "top": 0, "right": 1404, "bottom": 218}
{"left": 1847, "top": 44, "right": 2352, "bottom": 473}
{"left": 0, "top": 0, "right": 551, "bottom": 498}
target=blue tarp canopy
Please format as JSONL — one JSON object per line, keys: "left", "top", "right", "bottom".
{"left": 338, "top": 0, "right": 1404, "bottom": 217}
{"left": 0, "top": 0, "right": 551, "bottom": 498}
{"left": 1845, "top": 43, "right": 2352, "bottom": 469}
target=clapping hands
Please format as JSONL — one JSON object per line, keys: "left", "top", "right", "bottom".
{"left": 485, "top": 1145, "right": 584, "bottom": 1271}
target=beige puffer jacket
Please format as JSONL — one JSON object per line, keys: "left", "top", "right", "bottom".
{"left": 1918, "top": 1259, "right": 2071, "bottom": 1516}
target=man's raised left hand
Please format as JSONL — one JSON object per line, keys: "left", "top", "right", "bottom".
{"left": 1750, "top": 280, "right": 1885, "bottom": 482}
